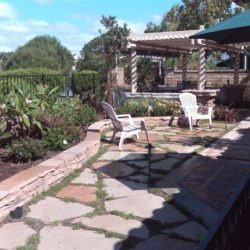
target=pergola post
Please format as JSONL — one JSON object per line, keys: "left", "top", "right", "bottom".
{"left": 234, "top": 53, "right": 240, "bottom": 84}
{"left": 130, "top": 48, "right": 137, "bottom": 93}
{"left": 198, "top": 47, "right": 206, "bottom": 90}
{"left": 181, "top": 54, "right": 188, "bottom": 82}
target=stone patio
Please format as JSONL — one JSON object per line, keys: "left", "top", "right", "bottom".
{"left": 0, "top": 118, "right": 249, "bottom": 249}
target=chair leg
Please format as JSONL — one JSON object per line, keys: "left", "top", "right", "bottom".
{"left": 209, "top": 118, "right": 212, "bottom": 129}
{"left": 188, "top": 117, "right": 193, "bottom": 131}
{"left": 119, "top": 132, "right": 126, "bottom": 150}
{"left": 136, "top": 132, "right": 139, "bottom": 139}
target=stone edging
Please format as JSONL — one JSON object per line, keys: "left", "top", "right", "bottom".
{"left": 0, "top": 116, "right": 177, "bottom": 221}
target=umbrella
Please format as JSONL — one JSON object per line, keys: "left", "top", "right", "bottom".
{"left": 190, "top": 10, "right": 250, "bottom": 44}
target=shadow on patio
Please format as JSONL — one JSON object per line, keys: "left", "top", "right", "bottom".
{"left": 95, "top": 121, "right": 250, "bottom": 249}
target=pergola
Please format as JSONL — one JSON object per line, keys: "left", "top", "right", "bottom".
{"left": 128, "top": 28, "right": 244, "bottom": 93}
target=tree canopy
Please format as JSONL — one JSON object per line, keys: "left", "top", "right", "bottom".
{"left": 78, "top": 16, "right": 130, "bottom": 75}
{"left": 5, "top": 35, "right": 74, "bottom": 74}
{"left": 145, "top": 0, "right": 242, "bottom": 32}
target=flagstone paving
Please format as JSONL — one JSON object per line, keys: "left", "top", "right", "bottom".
{"left": 1, "top": 119, "right": 249, "bottom": 249}
{"left": 56, "top": 185, "right": 97, "bottom": 203}
{"left": 0, "top": 222, "right": 36, "bottom": 249}
{"left": 105, "top": 193, "right": 188, "bottom": 224}
{"left": 27, "top": 197, "right": 94, "bottom": 223}
{"left": 162, "top": 221, "right": 208, "bottom": 241}
{"left": 71, "top": 168, "right": 98, "bottom": 185}
{"left": 73, "top": 214, "right": 149, "bottom": 239}
{"left": 38, "top": 226, "right": 122, "bottom": 250}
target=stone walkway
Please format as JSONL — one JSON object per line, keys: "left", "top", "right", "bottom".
{"left": 0, "top": 118, "right": 250, "bottom": 249}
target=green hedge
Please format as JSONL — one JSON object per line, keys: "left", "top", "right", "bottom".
{"left": 71, "top": 70, "right": 100, "bottom": 98}
{"left": 0, "top": 68, "right": 65, "bottom": 96}
{"left": 117, "top": 98, "right": 181, "bottom": 117}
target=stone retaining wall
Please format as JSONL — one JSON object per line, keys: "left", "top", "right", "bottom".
{"left": 165, "top": 69, "right": 249, "bottom": 88}
{"left": 0, "top": 117, "right": 176, "bottom": 221}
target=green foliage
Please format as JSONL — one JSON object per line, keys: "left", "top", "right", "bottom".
{"left": 77, "top": 36, "right": 107, "bottom": 76}
{"left": 71, "top": 70, "right": 99, "bottom": 98}
{"left": 6, "top": 137, "right": 46, "bottom": 162}
{"left": 145, "top": 1, "right": 239, "bottom": 32}
{"left": 243, "top": 83, "right": 250, "bottom": 104}
{"left": 117, "top": 98, "right": 181, "bottom": 117}
{"left": 117, "top": 99, "right": 148, "bottom": 117}
{"left": 43, "top": 128, "right": 67, "bottom": 150}
{"left": 151, "top": 99, "right": 181, "bottom": 116}
{"left": 3, "top": 85, "right": 59, "bottom": 138}
{"left": 50, "top": 97, "right": 96, "bottom": 126}
{"left": 0, "top": 68, "right": 64, "bottom": 94}
{"left": 5, "top": 35, "right": 74, "bottom": 73}
{"left": 5, "top": 87, "right": 42, "bottom": 136}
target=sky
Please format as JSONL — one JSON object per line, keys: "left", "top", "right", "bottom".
{"left": 0, "top": 0, "right": 181, "bottom": 55}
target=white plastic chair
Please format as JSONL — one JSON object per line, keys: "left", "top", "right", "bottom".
{"left": 179, "top": 93, "right": 212, "bottom": 131}
{"left": 101, "top": 101, "right": 149, "bottom": 150}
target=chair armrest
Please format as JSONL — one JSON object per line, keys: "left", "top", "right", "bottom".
{"left": 116, "top": 114, "right": 133, "bottom": 125}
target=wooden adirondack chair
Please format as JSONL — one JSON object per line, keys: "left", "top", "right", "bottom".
{"left": 101, "top": 101, "right": 150, "bottom": 150}
{"left": 179, "top": 93, "right": 212, "bottom": 131}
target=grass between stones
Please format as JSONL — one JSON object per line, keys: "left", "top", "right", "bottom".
{"left": 16, "top": 234, "right": 39, "bottom": 250}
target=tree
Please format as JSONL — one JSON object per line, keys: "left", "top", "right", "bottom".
{"left": 5, "top": 36, "right": 74, "bottom": 73}
{"left": 145, "top": 0, "right": 242, "bottom": 33}
{"left": 0, "top": 52, "right": 13, "bottom": 70}
{"left": 99, "top": 16, "right": 130, "bottom": 104}
{"left": 78, "top": 16, "right": 130, "bottom": 103}
{"left": 77, "top": 35, "right": 106, "bottom": 76}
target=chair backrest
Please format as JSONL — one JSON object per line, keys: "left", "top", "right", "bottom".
{"left": 101, "top": 101, "right": 123, "bottom": 131}
{"left": 179, "top": 93, "right": 198, "bottom": 116}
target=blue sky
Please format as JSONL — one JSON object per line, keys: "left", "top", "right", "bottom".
{"left": 0, "top": 0, "right": 181, "bottom": 55}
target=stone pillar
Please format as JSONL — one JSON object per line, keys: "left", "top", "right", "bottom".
{"left": 130, "top": 49, "right": 137, "bottom": 93}
{"left": 198, "top": 47, "right": 206, "bottom": 90}
{"left": 234, "top": 53, "right": 240, "bottom": 84}
{"left": 181, "top": 54, "right": 188, "bottom": 82}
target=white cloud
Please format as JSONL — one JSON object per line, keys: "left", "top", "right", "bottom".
{"left": 29, "top": 20, "right": 49, "bottom": 27}
{"left": 0, "top": 2, "right": 17, "bottom": 19}
{"left": 0, "top": 22, "right": 29, "bottom": 33}
{"left": 53, "top": 22, "right": 79, "bottom": 33}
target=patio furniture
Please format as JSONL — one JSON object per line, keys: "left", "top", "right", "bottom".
{"left": 101, "top": 101, "right": 150, "bottom": 150}
{"left": 179, "top": 93, "right": 212, "bottom": 131}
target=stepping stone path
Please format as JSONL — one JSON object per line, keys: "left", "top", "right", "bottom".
{"left": 105, "top": 193, "right": 187, "bottom": 224}
{"left": 93, "top": 161, "right": 136, "bottom": 178}
{"left": 162, "top": 221, "right": 208, "bottom": 241}
{"left": 56, "top": 184, "right": 97, "bottom": 203}
{"left": 38, "top": 226, "right": 122, "bottom": 250}
{"left": 1, "top": 120, "right": 247, "bottom": 249}
{"left": 27, "top": 197, "right": 94, "bottom": 223}
{"left": 73, "top": 214, "right": 149, "bottom": 239}
{"left": 151, "top": 157, "right": 179, "bottom": 171}
{"left": 103, "top": 178, "right": 148, "bottom": 198}
{"left": 0, "top": 222, "right": 36, "bottom": 249}
{"left": 134, "top": 234, "right": 197, "bottom": 250}
{"left": 71, "top": 168, "right": 97, "bottom": 185}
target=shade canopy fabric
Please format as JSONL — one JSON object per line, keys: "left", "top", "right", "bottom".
{"left": 190, "top": 10, "right": 250, "bottom": 44}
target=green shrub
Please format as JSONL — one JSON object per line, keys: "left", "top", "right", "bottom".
{"left": 50, "top": 97, "right": 96, "bottom": 126}
{"left": 0, "top": 68, "right": 64, "bottom": 94}
{"left": 6, "top": 137, "right": 46, "bottom": 162}
{"left": 151, "top": 99, "right": 181, "bottom": 116}
{"left": 243, "top": 84, "right": 250, "bottom": 105}
{"left": 43, "top": 128, "right": 67, "bottom": 150}
{"left": 117, "top": 99, "right": 148, "bottom": 117}
{"left": 71, "top": 70, "right": 100, "bottom": 98}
